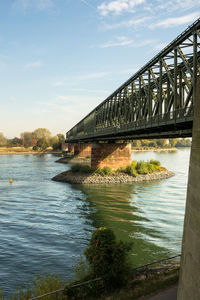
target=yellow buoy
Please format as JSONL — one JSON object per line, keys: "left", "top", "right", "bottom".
{"left": 9, "top": 178, "right": 13, "bottom": 183}
{"left": 32, "top": 161, "right": 34, "bottom": 164}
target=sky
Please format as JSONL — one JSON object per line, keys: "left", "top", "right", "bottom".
{"left": 0, "top": 0, "right": 200, "bottom": 138}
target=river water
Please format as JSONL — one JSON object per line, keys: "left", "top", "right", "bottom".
{"left": 0, "top": 149, "right": 190, "bottom": 295}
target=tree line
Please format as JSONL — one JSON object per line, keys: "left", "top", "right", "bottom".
{"left": 132, "top": 138, "right": 191, "bottom": 148}
{"left": 0, "top": 128, "right": 65, "bottom": 150}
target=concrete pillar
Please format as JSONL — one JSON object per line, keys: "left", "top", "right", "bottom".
{"left": 91, "top": 142, "right": 131, "bottom": 170}
{"left": 74, "top": 143, "right": 91, "bottom": 158}
{"left": 68, "top": 143, "right": 74, "bottom": 154}
{"left": 178, "top": 77, "right": 200, "bottom": 300}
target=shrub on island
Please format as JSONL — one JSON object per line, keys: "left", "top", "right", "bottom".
{"left": 69, "top": 160, "right": 161, "bottom": 177}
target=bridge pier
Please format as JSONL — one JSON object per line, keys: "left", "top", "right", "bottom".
{"left": 91, "top": 142, "right": 131, "bottom": 170}
{"left": 67, "top": 143, "right": 74, "bottom": 154}
{"left": 178, "top": 77, "right": 200, "bottom": 299}
{"left": 74, "top": 143, "right": 91, "bottom": 158}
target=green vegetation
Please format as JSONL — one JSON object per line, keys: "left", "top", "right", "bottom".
{"left": 64, "top": 227, "right": 133, "bottom": 299}
{"left": 1, "top": 228, "right": 179, "bottom": 300}
{"left": 70, "top": 160, "right": 162, "bottom": 177}
{"left": 0, "top": 129, "right": 65, "bottom": 151}
{"left": 84, "top": 227, "right": 133, "bottom": 286}
{"left": 70, "top": 164, "right": 113, "bottom": 176}
{"left": 0, "top": 273, "right": 67, "bottom": 300}
{"left": 120, "top": 160, "right": 161, "bottom": 176}
{"left": 132, "top": 138, "right": 191, "bottom": 149}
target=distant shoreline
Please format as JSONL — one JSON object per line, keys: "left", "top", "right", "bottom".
{"left": 0, "top": 150, "right": 62, "bottom": 155}
{"left": 131, "top": 147, "right": 178, "bottom": 152}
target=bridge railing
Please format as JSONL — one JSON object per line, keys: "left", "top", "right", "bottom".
{"left": 27, "top": 254, "right": 181, "bottom": 300}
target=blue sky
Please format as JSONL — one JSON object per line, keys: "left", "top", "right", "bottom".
{"left": 1, "top": 0, "right": 200, "bottom": 138}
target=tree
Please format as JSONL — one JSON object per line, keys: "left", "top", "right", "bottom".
{"left": 84, "top": 227, "right": 133, "bottom": 286}
{"left": 0, "top": 133, "right": 7, "bottom": 146}
{"left": 33, "top": 128, "right": 51, "bottom": 141}
{"left": 20, "top": 132, "right": 35, "bottom": 148}
{"left": 157, "top": 139, "right": 168, "bottom": 148}
{"left": 36, "top": 138, "right": 49, "bottom": 150}
{"left": 51, "top": 134, "right": 65, "bottom": 150}
{"left": 169, "top": 138, "right": 178, "bottom": 147}
{"left": 10, "top": 137, "right": 23, "bottom": 147}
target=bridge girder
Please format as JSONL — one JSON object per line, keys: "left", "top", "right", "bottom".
{"left": 66, "top": 19, "right": 200, "bottom": 142}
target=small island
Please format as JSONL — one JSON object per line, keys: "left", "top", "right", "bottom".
{"left": 52, "top": 160, "right": 174, "bottom": 184}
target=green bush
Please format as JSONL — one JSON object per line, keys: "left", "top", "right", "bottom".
{"left": 102, "top": 166, "right": 112, "bottom": 175}
{"left": 80, "top": 165, "right": 92, "bottom": 173}
{"left": 84, "top": 227, "right": 133, "bottom": 287}
{"left": 32, "top": 145, "right": 39, "bottom": 151}
{"left": 131, "top": 160, "right": 137, "bottom": 167}
{"left": 125, "top": 165, "right": 138, "bottom": 177}
{"left": 10, "top": 273, "right": 67, "bottom": 300}
{"left": 72, "top": 256, "right": 90, "bottom": 281}
{"left": 93, "top": 167, "right": 113, "bottom": 176}
{"left": 70, "top": 164, "right": 113, "bottom": 176}
{"left": 70, "top": 164, "right": 82, "bottom": 172}
{"left": 94, "top": 168, "right": 105, "bottom": 176}
{"left": 136, "top": 161, "right": 149, "bottom": 174}
{"left": 149, "top": 159, "right": 161, "bottom": 166}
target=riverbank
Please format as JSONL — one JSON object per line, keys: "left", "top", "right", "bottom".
{"left": 0, "top": 147, "right": 62, "bottom": 155}
{"left": 132, "top": 147, "right": 177, "bottom": 152}
{"left": 52, "top": 168, "right": 174, "bottom": 184}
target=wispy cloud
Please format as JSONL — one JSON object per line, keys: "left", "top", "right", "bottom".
{"left": 155, "top": 0, "right": 200, "bottom": 13}
{"left": 99, "top": 36, "right": 134, "bottom": 48}
{"left": 13, "top": 0, "right": 54, "bottom": 12}
{"left": 95, "top": 36, "right": 156, "bottom": 49}
{"left": 25, "top": 60, "right": 43, "bottom": 68}
{"left": 103, "top": 16, "right": 151, "bottom": 30}
{"left": 98, "top": 0, "right": 145, "bottom": 16}
{"left": 150, "top": 12, "right": 200, "bottom": 28}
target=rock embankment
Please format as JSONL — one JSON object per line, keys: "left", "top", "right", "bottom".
{"left": 52, "top": 169, "right": 174, "bottom": 184}
{"left": 55, "top": 157, "right": 90, "bottom": 164}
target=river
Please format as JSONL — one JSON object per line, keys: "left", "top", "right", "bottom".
{"left": 0, "top": 148, "right": 190, "bottom": 295}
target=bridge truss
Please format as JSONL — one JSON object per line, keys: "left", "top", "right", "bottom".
{"left": 67, "top": 18, "right": 200, "bottom": 142}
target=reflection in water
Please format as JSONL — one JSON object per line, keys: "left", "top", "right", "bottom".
{"left": 79, "top": 183, "right": 170, "bottom": 266}
{"left": 76, "top": 148, "right": 190, "bottom": 266}
{"left": 0, "top": 149, "right": 190, "bottom": 294}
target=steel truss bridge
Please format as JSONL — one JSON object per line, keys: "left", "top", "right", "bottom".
{"left": 66, "top": 19, "right": 200, "bottom": 142}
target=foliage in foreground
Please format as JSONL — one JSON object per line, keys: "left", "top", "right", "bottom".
{"left": 1, "top": 273, "right": 68, "bottom": 300}
{"left": 65, "top": 227, "right": 133, "bottom": 299}
{"left": 70, "top": 159, "right": 161, "bottom": 177}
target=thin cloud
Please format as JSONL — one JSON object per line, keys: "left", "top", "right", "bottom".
{"left": 25, "top": 60, "right": 43, "bottom": 68}
{"left": 96, "top": 37, "right": 156, "bottom": 49}
{"left": 150, "top": 12, "right": 200, "bottom": 28}
{"left": 103, "top": 16, "right": 151, "bottom": 30}
{"left": 155, "top": 0, "right": 200, "bottom": 13}
{"left": 99, "top": 36, "right": 134, "bottom": 48}
{"left": 98, "top": 0, "right": 145, "bottom": 16}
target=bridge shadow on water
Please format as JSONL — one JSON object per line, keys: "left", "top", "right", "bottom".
{"left": 71, "top": 181, "right": 174, "bottom": 267}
